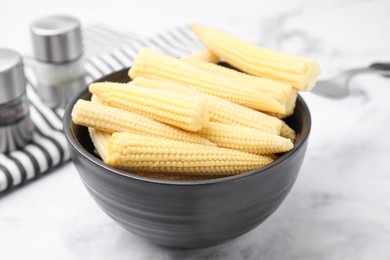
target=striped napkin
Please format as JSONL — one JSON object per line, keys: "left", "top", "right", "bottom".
{"left": 0, "top": 24, "right": 204, "bottom": 194}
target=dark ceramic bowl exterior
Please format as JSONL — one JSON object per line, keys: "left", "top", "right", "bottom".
{"left": 64, "top": 69, "right": 311, "bottom": 249}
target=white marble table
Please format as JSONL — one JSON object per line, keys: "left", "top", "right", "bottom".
{"left": 1, "top": 0, "right": 390, "bottom": 259}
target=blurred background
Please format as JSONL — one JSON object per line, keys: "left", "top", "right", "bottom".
{"left": 1, "top": 0, "right": 390, "bottom": 259}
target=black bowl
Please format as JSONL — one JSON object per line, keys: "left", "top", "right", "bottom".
{"left": 64, "top": 68, "right": 311, "bottom": 249}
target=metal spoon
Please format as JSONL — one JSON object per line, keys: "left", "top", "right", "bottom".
{"left": 311, "top": 63, "right": 390, "bottom": 98}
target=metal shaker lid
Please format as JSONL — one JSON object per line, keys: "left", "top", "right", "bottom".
{"left": 0, "top": 49, "right": 26, "bottom": 104}
{"left": 31, "top": 15, "right": 82, "bottom": 63}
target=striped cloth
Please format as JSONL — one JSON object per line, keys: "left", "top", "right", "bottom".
{"left": 0, "top": 24, "right": 204, "bottom": 194}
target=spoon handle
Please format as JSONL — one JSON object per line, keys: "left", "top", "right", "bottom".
{"left": 369, "top": 62, "right": 390, "bottom": 77}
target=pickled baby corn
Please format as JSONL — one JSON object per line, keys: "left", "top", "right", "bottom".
{"left": 88, "top": 96, "right": 111, "bottom": 161}
{"left": 284, "top": 90, "right": 298, "bottom": 117}
{"left": 88, "top": 128, "right": 111, "bottom": 162}
{"left": 132, "top": 77, "right": 284, "bottom": 135}
{"left": 72, "top": 100, "right": 214, "bottom": 146}
{"left": 87, "top": 97, "right": 224, "bottom": 180}
{"left": 182, "top": 49, "right": 219, "bottom": 63}
{"left": 128, "top": 48, "right": 286, "bottom": 114}
{"left": 198, "top": 122, "right": 294, "bottom": 154}
{"left": 280, "top": 123, "right": 296, "bottom": 142}
{"left": 91, "top": 94, "right": 104, "bottom": 104}
{"left": 89, "top": 82, "right": 209, "bottom": 132}
{"left": 69, "top": 22, "right": 322, "bottom": 180}
{"left": 88, "top": 130, "right": 222, "bottom": 180}
{"left": 106, "top": 132, "right": 273, "bottom": 175}
{"left": 268, "top": 90, "right": 298, "bottom": 119}
{"left": 184, "top": 59, "right": 292, "bottom": 104}
{"left": 191, "top": 24, "right": 320, "bottom": 91}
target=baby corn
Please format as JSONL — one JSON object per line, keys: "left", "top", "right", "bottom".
{"left": 268, "top": 90, "right": 298, "bottom": 119}
{"left": 89, "top": 129, "right": 226, "bottom": 180}
{"left": 107, "top": 132, "right": 273, "bottom": 175}
{"left": 182, "top": 49, "right": 219, "bottom": 63}
{"left": 191, "top": 24, "right": 320, "bottom": 91}
{"left": 72, "top": 100, "right": 215, "bottom": 146}
{"left": 184, "top": 59, "right": 292, "bottom": 104}
{"left": 132, "top": 77, "right": 284, "bottom": 135}
{"left": 284, "top": 90, "right": 298, "bottom": 117}
{"left": 91, "top": 94, "right": 103, "bottom": 104}
{"left": 68, "top": 23, "right": 319, "bottom": 181}
{"left": 129, "top": 48, "right": 286, "bottom": 114}
{"left": 89, "top": 82, "right": 209, "bottom": 132}
{"left": 88, "top": 95, "right": 112, "bottom": 161}
{"left": 88, "top": 128, "right": 111, "bottom": 162}
{"left": 280, "top": 123, "right": 296, "bottom": 142}
{"left": 198, "top": 122, "right": 294, "bottom": 154}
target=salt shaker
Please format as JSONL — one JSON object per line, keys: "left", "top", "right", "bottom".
{"left": 30, "top": 15, "right": 86, "bottom": 108}
{"left": 0, "top": 49, "right": 34, "bottom": 153}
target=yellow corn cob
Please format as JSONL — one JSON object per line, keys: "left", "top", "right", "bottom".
{"left": 280, "top": 123, "right": 296, "bottom": 142}
{"left": 89, "top": 82, "right": 209, "bottom": 132}
{"left": 198, "top": 122, "right": 294, "bottom": 154}
{"left": 132, "top": 77, "right": 284, "bottom": 135}
{"left": 184, "top": 59, "right": 292, "bottom": 104}
{"left": 182, "top": 49, "right": 219, "bottom": 63}
{"left": 129, "top": 48, "right": 286, "bottom": 114}
{"left": 191, "top": 24, "right": 320, "bottom": 91}
{"left": 72, "top": 100, "right": 215, "bottom": 146}
{"left": 107, "top": 132, "right": 273, "bottom": 175}
{"left": 88, "top": 128, "right": 111, "bottom": 162}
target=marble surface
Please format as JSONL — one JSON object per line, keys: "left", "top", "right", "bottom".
{"left": 1, "top": 0, "right": 390, "bottom": 259}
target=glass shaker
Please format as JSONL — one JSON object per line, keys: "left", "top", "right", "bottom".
{"left": 30, "top": 15, "right": 86, "bottom": 108}
{"left": 0, "top": 49, "right": 34, "bottom": 153}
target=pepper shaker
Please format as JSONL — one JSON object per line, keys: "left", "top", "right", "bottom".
{"left": 30, "top": 15, "right": 86, "bottom": 108}
{"left": 0, "top": 49, "right": 34, "bottom": 153}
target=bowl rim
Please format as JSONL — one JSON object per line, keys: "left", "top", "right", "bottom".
{"left": 64, "top": 68, "right": 311, "bottom": 186}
